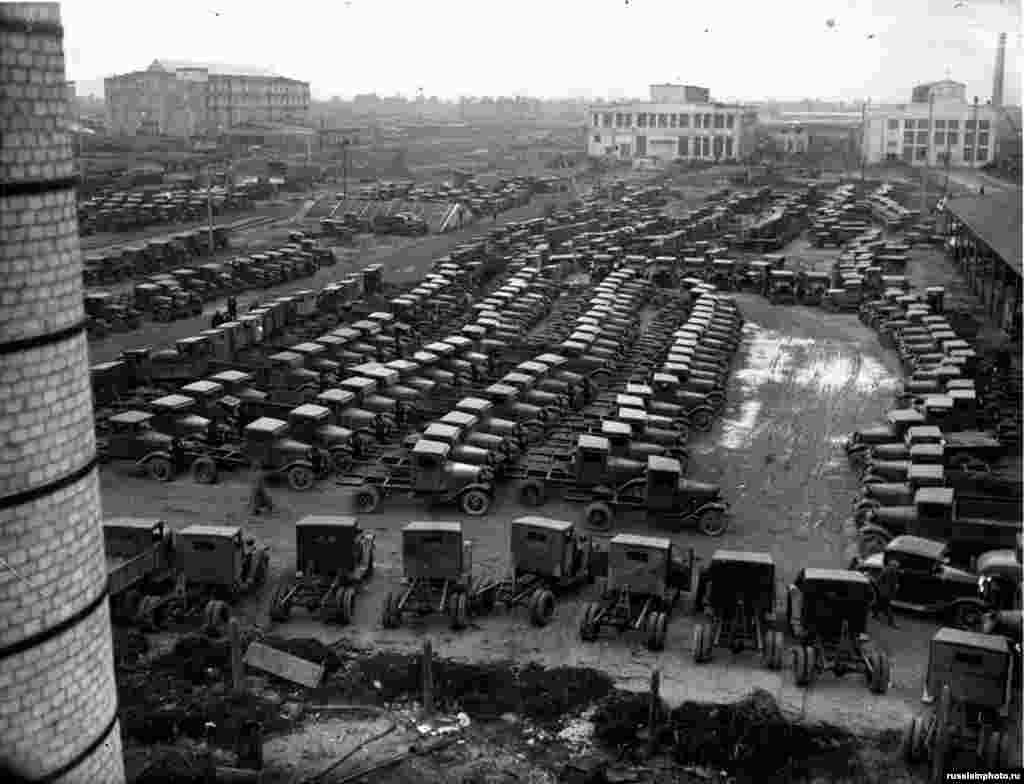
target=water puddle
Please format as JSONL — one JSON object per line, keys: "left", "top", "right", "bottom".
{"left": 719, "top": 399, "right": 762, "bottom": 449}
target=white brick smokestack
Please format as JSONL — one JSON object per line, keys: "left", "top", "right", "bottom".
{"left": 0, "top": 3, "right": 126, "bottom": 782}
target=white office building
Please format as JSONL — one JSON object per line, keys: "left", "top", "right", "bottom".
{"left": 586, "top": 84, "right": 758, "bottom": 163}
{"left": 862, "top": 80, "right": 999, "bottom": 168}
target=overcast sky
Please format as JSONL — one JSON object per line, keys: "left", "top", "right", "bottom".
{"left": 62, "top": 0, "right": 1022, "bottom": 104}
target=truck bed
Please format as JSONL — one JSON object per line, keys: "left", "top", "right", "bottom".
{"left": 107, "top": 545, "right": 172, "bottom": 596}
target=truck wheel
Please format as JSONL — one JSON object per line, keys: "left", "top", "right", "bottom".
{"left": 517, "top": 479, "right": 546, "bottom": 507}
{"left": 697, "top": 508, "right": 728, "bottom": 537}
{"left": 762, "top": 630, "right": 784, "bottom": 670}
{"left": 330, "top": 449, "right": 353, "bottom": 474}
{"left": 583, "top": 501, "right": 613, "bottom": 532}
{"left": 337, "top": 587, "right": 357, "bottom": 625}
{"left": 287, "top": 464, "right": 315, "bottom": 491}
{"left": 147, "top": 456, "right": 174, "bottom": 482}
{"left": 858, "top": 531, "right": 889, "bottom": 559}
{"left": 579, "top": 602, "right": 599, "bottom": 642}
{"left": 983, "top": 729, "right": 1010, "bottom": 769}
{"left": 689, "top": 407, "right": 714, "bottom": 432}
{"left": 382, "top": 592, "right": 400, "bottom": 628}
{"left": 792, "top": 645, "right": 815, "bottom": 687}
{"left": 203, "top": 599, "right": 231, "bottom": 633}
{"left": 529, "top": 589, "right": 556, "bottom": 627}
{"left": 269, "top": 580, "right": 293, "bottom": 622}
{"left": 523, "top": 422, "right": 545, "bottom": 445}
{"left": 460, "top": 488, "right": 492, "bottom": 516}
{"left": 867, "top": 649, "right": 890, "bottom": 694}
{"left": 950, "top": 601, "right": 984, "bottom": 631}
{"left": 450, "top": 592, "right": 469, "bottom": 631}
{"left": 648, "top": 612, "right": 668, "bottom": 651}
{"left": 693, "top": 623, "right": 712, "bottom": 663}
{"left": 902, "top": 715, "right": 927, "bottom": 764}
{"left": 191, "top": 457, "right": 219, "bottom": 485}
{"left": 355, "top": 485, "right": 381, "bottom": 513}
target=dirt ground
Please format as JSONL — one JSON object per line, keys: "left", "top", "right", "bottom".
{"left": 99, "top": 174, "right": 1021, "bottom": 780}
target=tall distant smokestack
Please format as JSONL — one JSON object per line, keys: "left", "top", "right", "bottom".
{"left": 992, "top": 32, "right": 1007, "bottom": 108}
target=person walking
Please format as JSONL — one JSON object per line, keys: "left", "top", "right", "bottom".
{"left": 226, "top": 295, "right": 238, "bottom": 322}
{"left": 872, "top": 559, "right": 900, "bottom": 627}
{"left": 248, "top": 460, "right": 274, "bottom": 516}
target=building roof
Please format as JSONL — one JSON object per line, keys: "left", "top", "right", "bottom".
{"left": 946, "top": 191, "right": 1022, "bottom": 278}
{"left": 149, "top": 59, "right": 284, "bottom": 78}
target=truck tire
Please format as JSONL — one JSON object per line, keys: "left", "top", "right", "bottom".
{"left": 192, "top": 456, "right": 219, "bottom": 485}
{"left": 583, "top": 501, "right": 613, "bottom": 532}
{"left": 459, "top": 487, "right": 492, "bottom": 516}
{"left": 330, "top": 449, "right": 353, "bottom": 474}
{"left": 647, "top": 612, "right": 668, "bottom": 651}
{"left": 792, "top": 645, "right": 816, "bottom": 687}
{"left": 693, "top": 623, "right": 712, "bottom": 663}
{"left": 337, "top": 587, "right": 357, "bottom": 625}
{"left": 867, "top": 649, "right": 891, "bottom": 694}
{"left": 287, "top": 464, "right": 315, "bottom": 491}
{"left": 902, "top": 715, "right": 928, "bottom": 764}
{"left": 579, "top": 602, "right": 600, "bottom": 642}
{"left": 697, "top": 507, "right": 728, "bottom": 537}
{"left": 762, "top": 630, "right": 784, "bottom": 670}
{"left": 529, "top": 589, "right": 556, "bottom": 627}
{"left": 450, "top": 592, "right": 469, "bottom": 631}
{"left": 147, "top": 456, "right": 174, "bottom": 482}
{"left": 688, "top": 407, "right": 715, "bottom": 432}
{"left": 269, "top": 580, "right": 294, "bottom": 622}
{"left": 382, "top": 592, "right": 401, "bottom": 629}
{"left": 517, "top": 479, "right": 546, "bottom": 507}
{"left": 356, "top": 485, "right": 381, "bottom": 513}
{"left": 203, "top": 599, "right": 231, "bottom": 633}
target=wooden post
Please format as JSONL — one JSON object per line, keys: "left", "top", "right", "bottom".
{"left": 647, "top": 670, "right": 661, "bottom": 756}
{"left": 422, "top": 640, "right": 434, "bottom": 718}
{"left": 230, "top": 619, "right": 244, "bottom": 694}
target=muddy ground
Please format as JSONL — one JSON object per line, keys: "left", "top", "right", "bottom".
{"left": 98, "top": 176, "right": 1020, "bottom": 780}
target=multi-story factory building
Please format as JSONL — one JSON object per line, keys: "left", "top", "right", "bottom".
{"left": 105, "top": 59, "right": 310, "bottom": 138}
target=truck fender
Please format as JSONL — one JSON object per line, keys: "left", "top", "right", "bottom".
{"left": 695, "top": 501, "right": 728, "bottom": 516}
{"left": 459, "top": 482, "right": 493, "bottom": 498}
{"left": 589, "top": 484, "right": 615, "bottom": 501}
{"left": 136, "top": 450, "right": 174, "bottom": 468}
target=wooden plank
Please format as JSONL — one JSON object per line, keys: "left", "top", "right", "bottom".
{"left": 243, "top": 642, "right": 324, "bottom": 688}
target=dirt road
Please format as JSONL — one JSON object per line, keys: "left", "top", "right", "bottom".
{"left": 99, "top": 291, "right": 940, "bottom": 737}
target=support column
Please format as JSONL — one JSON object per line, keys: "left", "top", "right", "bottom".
{"left": 0, "top": 3, "right": 125, "bottom": 782}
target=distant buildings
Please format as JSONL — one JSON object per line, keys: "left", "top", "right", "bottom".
{"left": 585, "top": 84, "right": 757, "bottom": 162}
{"left": 105, "top": 59, "right": 310, "bottom": 138}
{"left": 862, "top": 80, "right": 999, "bottom": 168}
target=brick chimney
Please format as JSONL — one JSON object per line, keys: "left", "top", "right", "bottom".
{"left": 993, "top": 32, "right": 1007, "bottom": 109}
{"left": 0, "top": 3, "right": 125, "bottom": 782}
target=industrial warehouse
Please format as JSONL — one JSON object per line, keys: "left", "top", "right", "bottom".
{"left": 0, "top": 2, "right": 1021, "bottom": 784}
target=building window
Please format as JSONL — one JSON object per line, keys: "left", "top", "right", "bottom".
{"left": 903, "top": 146, "right": 914, "bottom": 161}
{"left": 947, "top": 119, "right": 959, "bottom": 129}
{"left": 916, "top": 147, "right": 928, "bottom": 160}
{"left": 680, "top": 114, "right": 690, "bottom": 128}
{"left": 935, "top": 119, "right": 946, "bottom": 129}
{"left": 702, "top": 136, "right": 711, "bottom": 156}
{"left": 726, "top": 114, "right": 734, "bottom": 129}
{"left": 905, "top": 119, "right": 916, "bottom": 128}
{"left": 655, "top": 114, "right": 665, "bottom": 128}
{"left": 946, "top": 132, "right": 959, "bottom": 146}
{"left": 978, "top": 147, "right": 989, "bottom": 161}
{"left": 713, "top": 114, "right": 723, "bottom": 129}
{"left": 903, "top": 131, "right": 915, "bottom": 144}
{"left": 593, "top": 134, "right": 601, "bottom": 143}
{"left": 703, "top": 113, "right": 712, "bottom": 128}
{"left": 713, "top": 136, "right": 723, "bottom": 157}
{"left": 888, "top": 119, "right": 900, "bottom": 130}
{"left": 644, "top": 113, "right": 653, "bottom": 127}
{"left": 965, "top": 119, "right": 976, "bottom": 129}
{"left": 637, "top": 113, "right": 647, "bottom": 127}
{"left": 669, "top": 114, "right": 678, "bottom": 128}
{"left": 965, "top": 132, "right": 975, "bottom": 145}
{"left": 614, "top": 113, "right": 623, "bottom": 127}
{"left": 602, "top": 113, "right": 613, "bottom": 127}
{"left": 624, "top": 113, "right": 633, "bottom": 126}
{"left": 979, "top": 131, "right": 989, "bottom": 146}
{"left": 725, "top": 137, "right": 734, "bottom": 157}
{"left": 934, "top": 132, "right": 944, "bottom": 145}
{"left": 964, "top": 148, "right": 974, "bottom": 162}
{"left": 979, "top": 119, "right": 990, "bottom": 130}
{"left": 919, "top": 119, "right": 930, "bottom": 129}
{"left": 914, "top": 131, "right": 926, "bottom": 144}
{"left": 678, "top": 137, "right": 689, "bottom": 157}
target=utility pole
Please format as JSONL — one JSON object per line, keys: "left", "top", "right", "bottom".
{"left": 206, "top": 164, "right": 215, "bottom": 254}
{"left": 920, "top": 92, "right": 935, "bottom": 217}
{"left": 860, "top": 98, "right": 869, "bottom": 181}
{"left": 342, "top": 138, "right": 350, "bottom": 201}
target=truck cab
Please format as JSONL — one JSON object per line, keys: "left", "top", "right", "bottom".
{"left": 288, "top": 403, "right": 362, "bottom": 470}
{"left": 148, "top": 394, "right": 213, "bottom": 441}
{"left": 177, "top": 524, "right": 268, "bottom": 597}
{"left": 316, "top": 387, "right": 391, "bottom": 442}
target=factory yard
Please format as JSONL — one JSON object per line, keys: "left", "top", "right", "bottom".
{"left": 99, "top": 196, "right": 1020, "bottom": 782}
